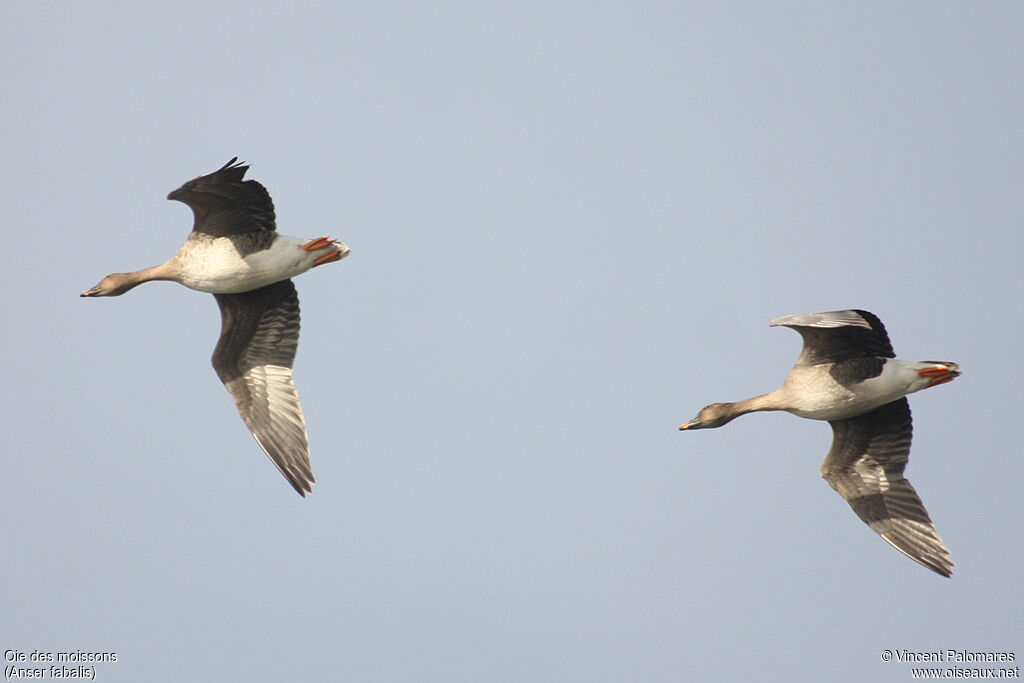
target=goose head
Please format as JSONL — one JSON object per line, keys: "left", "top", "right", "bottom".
{"left": 80, "top": 273, "right": 142, "bottom": 297}
{"left": 679, "top": 403, "right": 741, "bottom": 430}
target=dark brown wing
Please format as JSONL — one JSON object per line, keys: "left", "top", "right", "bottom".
{"left": 770, "top": 309, "right": 896, "bottom": 366}
{"left": 212, "top": 279, "right": 313, "bottom": 496}
{"left": 167, "top": 158, "right": 277, "bottom": 239}
{"left": 821, "top": 398, "right": 953, "bottom": 576}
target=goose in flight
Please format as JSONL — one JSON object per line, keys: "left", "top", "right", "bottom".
{"left": 81, "top": 158, "right": 349, "bottom": 496}
{"left": 679, "top": 309, "right": 959, "bottom": 576}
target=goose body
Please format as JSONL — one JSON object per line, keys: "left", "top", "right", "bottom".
{"left": 680, "top": 309, "right": 960, "bottom": 577}
{"left": 82, "top": 158, "right": 349, "bottom": 496}
{"left": 775, "top": 359, "right": 950, "bottom": 421}
{"left": 168, "top": 233, "right": 341, "bottom": 294}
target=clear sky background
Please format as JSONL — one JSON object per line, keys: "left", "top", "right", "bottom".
{"left": 2, "top": 2, "right": 1021, "bottom": 681}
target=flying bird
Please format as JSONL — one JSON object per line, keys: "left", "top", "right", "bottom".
{"left": 81, "top": 158, "right": 349, "bottom": 496}
{"left": 679, "top": 309, "right": 959, "bottom": 576}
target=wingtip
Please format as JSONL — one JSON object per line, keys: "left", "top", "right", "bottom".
{"left": 287, "top": 479, "right": 314, "bottom": 498}
{"left": 769, "top": 310, "right": 875, "bottom": 329}
{"left": 284, "top": 471, "right": 315, "bottom": 497}
{"left": 875, "top": 528, "right": 955, "bottom": 578}
{"left": 218, "top": 156, "right": 242, "bottom": 172}
{"left": 923, "top": 557, "right": 954, "bottom": 578}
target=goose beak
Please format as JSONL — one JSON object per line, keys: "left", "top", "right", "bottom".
{"left": 679, "top": 418, "right": 701, "bottom": 430}
{"left": 80, "top": 287, "right": 99, "bottom": 297}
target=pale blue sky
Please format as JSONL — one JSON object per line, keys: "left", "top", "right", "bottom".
{"left": 2, "top": 2, "right": 1022, "bottom": 681}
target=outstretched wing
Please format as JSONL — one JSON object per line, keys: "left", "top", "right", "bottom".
{"left": 167, "top": 158, "right": 278, "bottom": 239}
{"left": 821, "top": 398, "right": 953, "bottom": 576}
{"left": 770, "top": 309, "right": 895, "bottom": 366}
{"left": 212, "top": 279, "right": 313, "bottom": 496}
